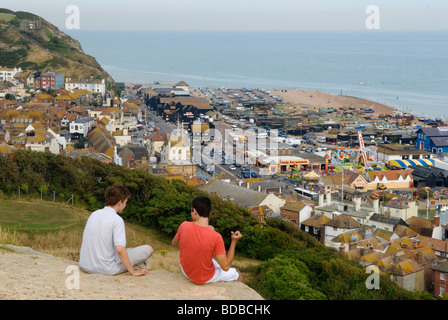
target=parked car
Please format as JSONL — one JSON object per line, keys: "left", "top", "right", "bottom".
{"left": 251, "top": 172, "right": 260, "bottom": 178}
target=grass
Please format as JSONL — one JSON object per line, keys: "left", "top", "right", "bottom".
{"left": 0, "top": 13, "right": 15, "bottom": 22}
{"left": 0, "top": 199, "right": 261, "bottom": 280}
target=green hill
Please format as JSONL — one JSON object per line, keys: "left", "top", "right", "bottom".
{"left": 0, "top": 149, "right": 436, "bottom": 300}
{"left": 0, "top": 8, "right": 117, "bottom": 92}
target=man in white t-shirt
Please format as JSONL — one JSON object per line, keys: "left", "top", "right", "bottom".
{"left": 79, "top": 184, "right": 153, "bottom": 276}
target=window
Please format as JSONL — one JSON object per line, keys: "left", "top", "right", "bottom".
{"left": 440, "top": 285, "right": 446, "bottom": 297}
{"left": 441, "top": 273, "right": 446, "bottom": 281}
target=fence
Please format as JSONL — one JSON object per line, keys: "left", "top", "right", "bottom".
{"left": 1, "top": 186, "right": 76, "bottom": 206}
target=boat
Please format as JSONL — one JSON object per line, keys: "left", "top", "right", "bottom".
{"left": 440, "top": 206, "right": 448, "bottom": 212}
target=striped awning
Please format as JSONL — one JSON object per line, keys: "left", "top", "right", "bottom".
{"left": 387, "top": 159, "right": 436, "bottom": 168}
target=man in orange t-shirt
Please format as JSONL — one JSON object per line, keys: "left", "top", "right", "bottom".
{"left": 172, "top": 196, "right": 243, "bottom": 285}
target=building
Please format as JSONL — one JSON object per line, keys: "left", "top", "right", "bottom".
{"left": 416, "top": 127, "right": 448, "bottom": 154}
{"left": 69, "top": 117, "right": 95, "bottom": 139}
{"left": 0, "top": 67, "right": 22, "bottom": 82}
{"left": 200, "top": 179, "right": 284, "bottom": 213}
{"left": 300, "top": 214, "right": 330, "bottom": 243}
{"left": 410, "top": 165, "right": 448, "bottom": 188}
{"left": 280, "top": 201, "right": 313, "bottom": 227}
{"left": 324, "top": 214, "right": 361, "bottom": 244}
{"left": 36, "top": 72, "right": 64, "bottom": 91}
{"left": 65, "top": 78, "right": 106, "bottom": 95}
{"left": 432, "top": 260, "right": 448, "bottom": 297}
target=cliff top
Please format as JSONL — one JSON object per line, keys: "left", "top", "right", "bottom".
{"left": 0, "top": 245, "right": 263, "bottom": 300}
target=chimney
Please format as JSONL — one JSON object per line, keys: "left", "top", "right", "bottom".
{"left": 434, "top": 215, "right": 440, "bottom": 227}
{"left": 326, "top": 192, "right": 331, "bottom": 205}
{"left": 394, "top": 251, "right": 404, "bottom": 263}
{"left": 354, "top": 197, "right": 361, "bottom": 211}
{"left": 373, "top": 199, "right": 379, "bottom": 212}
{"left": 318, "top": 192, "right": 324, "bottom": 206}
{"left": 416, "top": 252, "right": 424, "bottom": 265}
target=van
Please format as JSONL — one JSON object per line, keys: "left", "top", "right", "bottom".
{"left": 257, "top": 132, "right": 268, "bottom": 139}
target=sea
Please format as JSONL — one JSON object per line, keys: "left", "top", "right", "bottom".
{"left": 66, "top": 30, "right": 448, "bottom": 118}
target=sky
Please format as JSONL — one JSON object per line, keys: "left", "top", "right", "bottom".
{"left": 1, "top": 0, "right": 448, "bottom": 32}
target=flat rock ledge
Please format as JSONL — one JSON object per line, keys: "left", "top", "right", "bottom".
{"left": 0, "top": 245, "right": 264, "bottom": 300}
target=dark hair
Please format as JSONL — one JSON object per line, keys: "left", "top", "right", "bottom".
{"left": 105, "top": 184, "right": 130, "bottom": 206}
{"left": 192, "top": 196, "right": 212, "bottom": 218}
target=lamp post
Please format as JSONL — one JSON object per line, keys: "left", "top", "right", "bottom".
{"left": 425, "top": 186, "right": 430, "bottom": 219}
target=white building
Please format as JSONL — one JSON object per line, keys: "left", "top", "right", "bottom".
{"left": 69, "top": 117, "right": 95, "bottom": 138}
{"left": 65, "top": 78, "right": 106, "bottom": 95}
{"left": 0, "top": 67, "right": 22, "bottom": 81}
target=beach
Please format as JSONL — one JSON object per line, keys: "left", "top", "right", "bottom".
{"left": 270, "top": 89, "right": 398, "bottom": 118}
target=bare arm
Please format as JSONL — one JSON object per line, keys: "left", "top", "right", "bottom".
{"left": 171, "top": 236, "right": 179, "bottom": 247}
{"left": 215, "top": 231, "right": 242, "bottom": 271}
{"left": 115, "top": 245, "right": 149, "bottom": 276}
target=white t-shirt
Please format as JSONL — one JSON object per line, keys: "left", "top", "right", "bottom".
{"left": 79, "top": 206, "right": 127, "bottom": 275}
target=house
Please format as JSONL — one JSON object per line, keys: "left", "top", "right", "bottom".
{"left": 432, "top": 260, "right": 448, "bottom": 297}
{"left": 410, "top": 165, "right": 448, "bottom": 188}
{"left": 0, "top": 67, "right": 22, "bottom": 81}
{"left": 87, "top": 127, "right": 114, "bottom": 159}
{"left": 385, "top": 255, "right": 425, "bottom": 292}
{"left": 381, "top": 197, "right": 419, "bottom": 221}
{"left": 116, "top": 145, "right": 150, "bottom": 169}
{"left": 324, "top": 214, "right": 361, "bottom": 245}
{"left": 416, "top": 127, "right": 448, "bottom": 154}
{"left": 300, "top": 214, "right": 330, "bottom": 243}
{"left": 65, "top": 78, "right": 106, "bottom": 95}
{"left": 165, "top": 135, "right": 191, "bottom": 165}
{"left": 23, "top": 128, "right": 60, "bottom": 154}
{"left": 280, "top": 201, "right": 313, "bottom": 226}
{"left": 315, "top": 191, "right": 380, "bottom": 226}
{"left": 320, "top": 169, "right": 369, "bottom": 192}
{"left": 53, "top": 93, "right": 80, "bottom": 108}
{"left": 69, "top": 117, "right": 94, "bottom": 139}
{"left": 367, "top": 213, "right": 408, "bottom": 233}
{"left": 258, "top": 193, "right": 286, "bottom": 215}
{"left": 35, "top": 72, "right": 64, "bottom": 91}
{"left": 200, "top": 179, "right": 284, "bottom": 213}
{"left": 88, "top": 107, "right": 124, "bottom": 131}
{"left": 146, "top": 132, "right": 166, "bottom": 158}
{"left": 112, "top": 128, "right": 131, "bottom": 147}
{"left": 32, "top": 93, "right": 53, "bottom": 104}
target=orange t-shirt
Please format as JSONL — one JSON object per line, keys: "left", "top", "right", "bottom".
{"left": 175, "top": 221, "right": 226, "bottom": 284}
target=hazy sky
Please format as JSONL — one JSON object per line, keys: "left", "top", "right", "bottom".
{"left": 2, "top": 0, "right": 448, "bottom": 32}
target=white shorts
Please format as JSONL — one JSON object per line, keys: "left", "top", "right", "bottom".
{"left": 181, "top": 259, "right": 240, "bottom": 284}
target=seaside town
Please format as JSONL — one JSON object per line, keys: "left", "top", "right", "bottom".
{"left": 2, "top": 65, "right": 448, "bottom": 297}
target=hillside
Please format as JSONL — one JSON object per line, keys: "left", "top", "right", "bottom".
{"left": 0, "top": 9, "right": 116, "bottom": 88}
